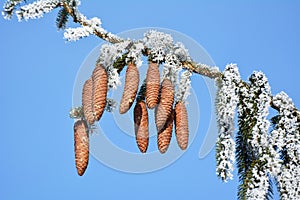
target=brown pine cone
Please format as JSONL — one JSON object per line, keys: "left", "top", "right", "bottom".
{"left": 120, "top": 63, "right": 139, "bottom": 114}
{"left": 175, "top": 101, "right": 189, "bottom": 150}
{"left": 92, "top": 64, "right": 108, "bottom": 121}
{"left": 157, "top": 109, "right": 174, "bottom": 154}
{"left": 82, "top": 78, "right": 95, "bottom": 125}
{"left": 74, "top": 119, "right": 89, "bottom": 176}
{"left": 155, "top": 79, "right": 174, "bottom": 132}
{"left": 146, "top": 62, "right": 160, "bottom": 109}
{"left": 134, "top": 101, "right": 149, "bottom": 153}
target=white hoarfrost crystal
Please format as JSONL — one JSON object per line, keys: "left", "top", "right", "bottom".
{"left": 162, "top": 53, "right": 182, "bottom": 84}
{"left": 144, "top": 30, "right": 174, "bottom": 63}
{"left": 64, "top": 26, "right": 94, "bottom": 41}
{"left": 248, "top": 71, "right": 271, "bottom": 155}
{"left": 277, "top": 164, "right": 300, "bottom": 200}
{"left": 64, "top": 16, "right": 102, "bottom": 41}
{"left": 174, "top": 42, "right": 190, "bottom": 62}
{"left": 15, "top": 0, "right": 59, "bottom": 21}
{"left": 216, "top": 63, "right": 240, "bottom": 182}
{"left": 105, "top": 98, "right": 117, "bottom": 112}
{"left": 97, "top": 41, "right": 131, "bottom": 89}
{"left": 69, "top": 106, "right": 83, "bottom": 119}
{"left": 271, "top": 92, "right": 300, "bottom": 199}
{"left": 246, "top": 163, "right": 270, "bottom": 200}
{"left": 2, "top": 0, "right": 24, "bottom": 19}
{"left": 238, "top": 71, "right": 274, "bottom": 198}
{"left": 126, "top": 42, "right": 144, "bottom": 68}
{"left": 175, "top": 70, "right": 192, "bottom": 103}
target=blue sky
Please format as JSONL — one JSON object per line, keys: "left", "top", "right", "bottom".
{"left": 1, "top": 1, "right": 300, "bottom": 199}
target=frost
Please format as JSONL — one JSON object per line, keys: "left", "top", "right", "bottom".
{"left": 237, "top": 71, "right": 275, "bottom": 198}
{"left": 64, "top": 17, "right": 102, "bottom": 41}
{"left": 175, "top": 70, "right": 192, "bottom": 103}
{"left": 162, "top": 53, "right": 182, "bottom": 84}
{"left": 174, "top": 42, "right": 190, "bottom": 62}
{"left": 216, "top": 63, "right": 240, "bottom": 182}
{"left": 15, "top": 0, "right": 59, "bottom": 21}
{"left": 271, "top": 92, "right": 300, "bottom": 199}
{"left": 105, "top": 98, "right": 117, "bottom": 112}
{"left": 2, "top": 0, "right": 23, "bottom": 19}
{"left": 216, "top": 133, "right": 236, "bottom": 182}
{"left": 64, "top": 26, "right": 94, "bottom": 41}
{"left": 69, "top": 106, "right": 83, "bottom": 119}
{"left": 97, "top": 41, "right": 131, "bottom": 89}
{"left": 246, "top": 163, "right": 270, "bottom": 200}
{"left": 247, "top": 71, "right": 271, "bottom": 155}
{"left": 144, "top": 30, "right": 174, "bottom": 63}
{"left": 126, "top": 42, "right": 144, "bottom": 68}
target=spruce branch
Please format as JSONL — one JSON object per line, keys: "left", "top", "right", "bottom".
{"left": 2, "top": 0, "right": 24, "bottom": 19}
{"left": 4, "top": 1, "right": 300, "bottom": 122}
{"left": 56, "top": 7, "right": 69, "bottom": 29}
{"left": 3, "top": 1, "right": 300, "bottom": 199}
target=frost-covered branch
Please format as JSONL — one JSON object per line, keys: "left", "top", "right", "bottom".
{"left": 271, "top": 92, "right": 300, "bottom": 200}
{"left": 215, "top": 64, "right": 240, "bottom": 182}
{"left": 175, "top": 70, "right": 192, "bottom": 103}
{"left": 243, "top": 72, "right": 272, "bottom": 200}
{"left": 3, "top": 1, "right": 300, "bottom": 199}
{"left": 16, "top": 0, "right": 60, "bottom": 21}
{"left": 2, "top": 0, "right": 24, "bottom": 19}
{"left": 97, "top": 41, "right": 132, "bottom": 89}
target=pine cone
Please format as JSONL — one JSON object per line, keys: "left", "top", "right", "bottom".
{"left": 157, "top": 109, "right": 174, "bottom": 154}
{"left": 82, "top": 78, "right": 95, "bottom": 125}
{"left": 120, "top": 63, "right": 139, "bottom": 114}
{"left": 146, "top": 62, "right": 160, "bottom": 109}
{"left": 92, "top": 64, "right": 108, "bottom": 121}
{"left": 134, "top": 101, "right": 149, "bottom": 153}
{"left": 74, "top": 119, "right": 89, "bottom": 176}
{"left": 175, "top": 101, "right": 189, "bottom": 150}
{"left": 155, "top": 79, "right": 174, "bottom": 132}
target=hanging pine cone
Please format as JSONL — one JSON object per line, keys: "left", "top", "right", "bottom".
{"left": 120, "top": 63, "right": 139, "bottom": 114}
{"left": 92, "top": 64, "right": 108, "bottom": 121}
{"left": 82, "top": 78, "right": 95, "bottom": 125}
{"left": 146, "top": 61, "right": 160, "bottom": 109}
{"left": 74, "top": 119, "right": 89, "bottom": 176}
{"left": 175, "top": 101, "right": 189, "bottom": 150}
{"left": 157, "top": 109, "right": 174, "bottom": 154}
{"left": 134, "top": 100, "right": 149, "bottom": 153}
{"left": 155, "top": 79, "right": 174, "bottom": 132}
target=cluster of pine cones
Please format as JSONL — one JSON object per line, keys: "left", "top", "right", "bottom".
{"left": 73, "top": 61, "right": 189, "bottom": 176}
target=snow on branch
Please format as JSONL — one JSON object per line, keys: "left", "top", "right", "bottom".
{"left": 236, "top": 71, "right": 273, "bottom": 199}
{"left": 248, "top": 71, "right": 271, "bottom": 154}
{"left": 15, "top": 0, "right": 59, "bottom": 21}
{"left": 97, "top": 40, "right": 131, "bottom": 89}
{"left": 175, "top": 70, "right": 192, "bottom": 103}
{"left": 245, "top": 161, "right": 270, "bottom": 200}
{"left": 126, "top": 42, "right": 144, "bottom": 68}
{"left": 144, "top": 30, "right": 174, "bottom": 63}
{"left": 215, "top": 63, "right": 240, "bottom": 182}
{"left": 64, "top": 17, "right": 101, "bottom": 41}
{"left": 2, "top": 0, "right": 24, "bottom": 19}
{"left": 271, "top": 92, "right": 300, "bottom": 200}
{"left": 162, "top": 53, "right": 182, "bottom": 84}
